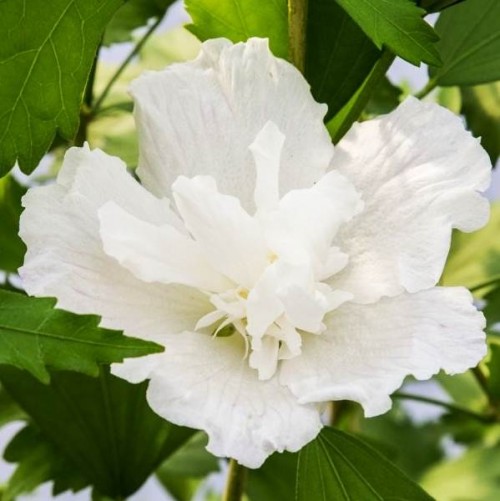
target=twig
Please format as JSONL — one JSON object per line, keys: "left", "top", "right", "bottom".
{"left": 393, "top": 392, "right": 494, "bottom": 423}
{"left": 92, "top": 16, "right": 163, "bottom": 114}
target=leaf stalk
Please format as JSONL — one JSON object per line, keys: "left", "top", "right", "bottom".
{"left": 470, "top": 275, "right": 500, "bottom": 294}
{"left": 414, "top": 78, "right": 438, "bottom": 99}
{"left": 288, "top": 0, "right": 308, "bottom": 73}
{"left": 223, "top": 458, "right": 246, "bottom": 501}
{"left": 92, "top": 16, "right": 163, "bottom": 115}
{"left": 393, "top": 392, "right": 495, "bottom": 423}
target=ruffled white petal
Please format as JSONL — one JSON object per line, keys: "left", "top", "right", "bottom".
{"left": 332, "top": 97, "right": 491, "bottom": 303}
{"left": 251, "top": 121, "right": 285, "bottom": 212}
{"left": 246, "top": 264, "right": 284, "bottom": 338}
{"left": 143, "top": 332, "right": 322, "bottom": 468}
{"left": 130, "top": 38, "right": 333, "bottom": 211}
{"left": 263, "top": 170, "right": 363, "bottom": 270}
{"left": 172, "top": 175, "right": 268, "bottom": 288}
{"left": 280, "top": 287, "right": 486, "bottom": 417}
{"left": 98, "top": 201, "right": 232, "bottom": 292}
{"left": 19, "top": 145, "right": 211, "bottom": 342}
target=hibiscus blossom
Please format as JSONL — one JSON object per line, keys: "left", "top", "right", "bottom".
{"left": 20, "top": 38, "right": 491, "bottom": 468}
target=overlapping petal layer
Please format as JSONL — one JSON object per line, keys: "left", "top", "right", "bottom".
{"left": 130, "top": 38, "right": 334, "bottom": 211}
{"left": 332, "top": 97, "right": 491, "bottom": 303}
{"left": 280, "top": 287, "right": 486, "bottom": 416}
{"left": 140, "top": 332, "right": 322, "bottom": 468}
{"left": 20, "top": 146, "right": 211, "bottom": 342}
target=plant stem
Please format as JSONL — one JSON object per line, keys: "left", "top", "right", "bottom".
{"left": 472, "top": 365, "right": 490, "bottom": 396}
{"left": 288, "top": 0, "right": 308, "bottom": 73}
{"left": 393, "top": 392, "right": 495, "bottom": 423}
{"left": 92, "top": 16, "right": 162, "bottom": 114}
{"left": 470, "top": 275, "right": 500, "bottom": 294}
{"left": 223, "top": 459, "right": 246, "bottom": 501}
{"left": 414, "top": 78, "right": 438, "bottom": 99}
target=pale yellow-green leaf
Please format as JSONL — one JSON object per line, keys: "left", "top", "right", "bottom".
{"left": 442, "top": 203, "right": 500, "bottom": 294}
{"left": 461, "top": 82, "right": 500, "bottom": 164}
{"left": 437, "top": 86, "right": 462, "bottom": 114}
{"left": 421, "top": 446, "right": 500, "bottom": 501}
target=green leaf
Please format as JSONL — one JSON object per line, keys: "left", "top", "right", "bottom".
{"left": 421, "top": 446, "right": 500, "bottom": 501}
{"left": 157, "top": 476, "right": 201, "bottom": 501}
{"left": 484, "top": 287, "right": 500, "bottom": 328}
{"left": 486, "top": 342, "right": 500, "bottom": 400}
{"left": 3, "top": 425, "right": 89, "bottom": 501}
{"left": 0, "top": 175, "right": 26, "bottom": 273}
{"left": 185, "top": 0, "right": 288, "bottom": 59}
{"left": 461, "top": 82, "right": 500, "bottom": 164}
{"left": 327, "top": 50, "right": 395, "bottom": 143}
{"left": 104, "top": 0, "right": 176, "bottom": 45}
{"left": 246, "top": 451, "right": 297, "bottom": 501}
{"left": 419, "top": 0, "right": 465, "bottom": 12}
{"left": 437, "top": 86, "right": 462, "bottom": 114}
{"left": 429, "top": 0, "right": 500, "bottom": 86}
{"left": 158, "top": 433, "right": 218, "bottom": 478}
{"left": 0, "top": 367, "right": 195, "bottom": 498}
{"left": 442, "top": 203, "right": 500, "bottom": 294}
{"left": 335, "top": 0, "right": 440, "bottom": 66}
{"left": 360, "top": 408, "right": 444, "bottom": 478}
{"left": 0, "top": 0, "right": 125, "bottom": 176}
{"left": 306, "top": 0, "right": 381, "bottom": 121}
{"left": 0, "top": 383, "right": 26, "bottom": 428}
{"left": 296, "top": 427, "right": 433, "bottom": 500}
{"left": 0, "top": 289, "right": 162, "bottom": 383}
{"left": 436, "top": 371, "right": 487, "bottom": 410}
{"left": 156, "top": 433, "right": 219, "bottom": 501}
{"left": 365, "top": 77, "right": 402, "bottom": 116}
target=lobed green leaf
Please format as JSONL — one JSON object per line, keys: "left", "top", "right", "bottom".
{"left": 430, "top": 0, "right": 500, "bottom": 86}
{"left": 0, "top": 367, "right": 195, "bottom": 498}
{"left": 296, "top": 427, "right": 433, "bottom": 500}
{"left": 3, "top": 425, "right": 89, "bottom": 501}
{"left": 335, "top": 0, "right": 440, "bottom": 66}
{"left": 0, "top": 0, "right": 125, "bottom": 176}
{"left": 0, "top": 175, "right": 26, "bottom": 273}
{"left": 0, "top": 290, "right": 162, "bottom": 383}
{"left": 185, "top": 0, "right": 288, "bottom": 59}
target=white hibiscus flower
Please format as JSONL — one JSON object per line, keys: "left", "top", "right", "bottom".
{"left": 19, "top": 38, "right": 491, "bottom": 468}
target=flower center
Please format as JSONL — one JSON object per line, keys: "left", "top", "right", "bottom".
{"left": 195, "top": 247, "right": 353, "bottom": 380}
